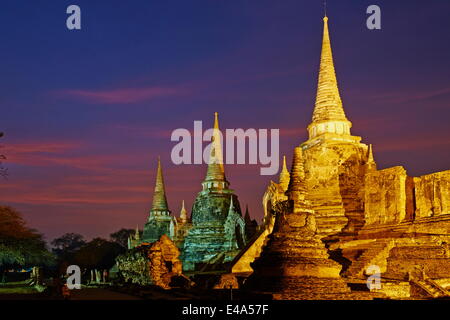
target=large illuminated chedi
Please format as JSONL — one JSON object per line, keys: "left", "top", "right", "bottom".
{"left": 242, "top": 16, "right": 450, "bottom": 299}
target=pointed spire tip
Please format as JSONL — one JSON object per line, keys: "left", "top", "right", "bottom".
{"left": 151, "top": 157, "right": 169, "bottom": 212}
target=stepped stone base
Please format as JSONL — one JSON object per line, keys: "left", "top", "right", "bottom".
{"left": 244, "top": 201, "right": 351, "bottom": 300}
{"left": 270, "top": 277, "right": 351, "bottom": 300}
{"left": 229, "top": 225, "right": 273, "bottom": 274}
{"left": 340, "top": 239, "right": 392, "bottom": 279}
{"left": 384, "top": 238, "right": 450, "bottom": 281}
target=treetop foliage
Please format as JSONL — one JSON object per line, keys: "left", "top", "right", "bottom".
{"left": 0, "top": 206, "right": 54, "bottom": 268}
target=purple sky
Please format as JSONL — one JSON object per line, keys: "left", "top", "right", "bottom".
{"left": 1, "top": 0, "right": 450, "bottom": 242}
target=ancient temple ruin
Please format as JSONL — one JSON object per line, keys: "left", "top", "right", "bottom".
{"left": 241, "top": 15, "right": 450, "bottom": 299}
{"left": 128, "top": 159, "right": 191, "bottom": 249}
{"left": 245, "top": 147, "right": 353, "bottom": 299}
{"left": 117, "top": 235, "right": 184, "bottom": 289}
{"left": 142, "top": 159, "right": 176, "bottom": 243}
{"left": 181, "top": 113, "right": 249, "bottom": 271}
{"left": 127, "top": 113, "right": 256, "bottom": 274}
{"left": 122, "top": 14, "right": 449, "bottom": 299}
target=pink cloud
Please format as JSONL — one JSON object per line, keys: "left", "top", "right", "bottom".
{"left": 3, "top": 141, "right": 81, "bottom": 154}
{"left": 280, "top": 127, "right": 306, "bottom": 137}
{"left": 2, "top": 140, "right": 153, "bottom": 171}
{"left": 57, "top": 86, "right": 188, "bottom": 104}
{"left": 111, "top": 124, "right": 174, "bottom": 139}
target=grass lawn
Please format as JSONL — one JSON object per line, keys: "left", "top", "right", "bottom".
{"left": 0, "top": 281, "right": 41, "bottom": 294}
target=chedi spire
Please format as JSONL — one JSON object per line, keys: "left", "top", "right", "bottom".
{"left": 202, "top": 112, "right": 229, "bottom": 191}
{"left": 287, "top": 147, "right": 306, "bottom": 194}
{"left": 307, "top": 16, "right": 352, "bottom": 140}
{"left": 278, "top": 155, "right": 290, "bottom": 191}
{"left": 286, "top": 147, "right": 309, "bottom": 210}
{"left": 366, "top": 144, "right": 377, "bottom": 171}
{"left": 151, "top": 158, "right": 170, "bottom": 212}
{"left": 135, "top": 225, "right": 140, "bottom": 240}
{"left": 180, "top": 200, "right": 188, "bottom": 222}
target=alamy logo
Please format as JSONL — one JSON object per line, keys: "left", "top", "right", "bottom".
{"left": 366, "top": 265, "right": 381, "bottom": 290}
{"left": 66, "top": 5, "right": 81, "bottom": 30}
{"left": 366, "top": 5, "right": 381, "bottom": 30}
{"left": 170, "top": 120, "right": 280, "bottom": 175}
{"left": 66, "top": 265, "right": 81, "bottom": 290}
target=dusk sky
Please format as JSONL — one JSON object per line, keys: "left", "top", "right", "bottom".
{"left": 1, "top": 0, "right": 450, "bottom": 242}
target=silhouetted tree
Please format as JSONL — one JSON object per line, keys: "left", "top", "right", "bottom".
{"left": 73, "top": 238, "right": 125, "bottom": 281}
{"left": 51, "top": 233, "right": 86, "bottom": 258}
{"left": 110, "top": 228, "right": 135, "bottom": 248}
{"left": 0, "top": 206, "right": 54, "bottom": 282}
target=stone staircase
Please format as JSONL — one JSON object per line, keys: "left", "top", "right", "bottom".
{"left": 344, "top": 240, "right": 394, "bottom": 279}
{"left": 410, "top": 278, "right": 450, "bottom": 299}
{"left": 229, "top": 226, "right": 272, "bottom": 274}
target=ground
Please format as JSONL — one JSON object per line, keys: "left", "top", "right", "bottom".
{"left": 0, "top": 280, "right": 140, "bottom": 300}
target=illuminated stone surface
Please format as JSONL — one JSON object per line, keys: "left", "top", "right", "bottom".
{"left": 242, "top": 15, "right": 450, "bottom": 300}
{"left": 245, "top": 147, "right": 352, "bottom": 299}
{"left": 116, "top": 235, "right": 183, "bottom": 289}
{"left": 213, "top": 273, "right": 239, "bottom": 289}
{"left": 228, "top": 157, "right": 290, "bottom": 274}
{"left": 181, "top": 113, "right": 247, "bottom": 271}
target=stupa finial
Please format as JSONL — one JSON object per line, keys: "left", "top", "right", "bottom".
{"left": 151, "top": 158, "right": 169, "bottom": 212}
{"left": 204, "top": 112, "right": 226, "bottom": 183}
{"left": 135, "top": 225, "right": 140, "bottom": 239}
{"left": 366, "top": 144, "right": 377, "bottom": 171}
{"left": 180, "top": 200, "right": 188, "bottom": 221}
{"left": 307, "top": 14, "right": 353, "bottom": 140}
{"left": 279, "top": 155, "right": 290, "bottom": 191}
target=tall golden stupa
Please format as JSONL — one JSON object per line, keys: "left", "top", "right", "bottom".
{"left": 235, "top": 15, "right": 450, "bottom": 300}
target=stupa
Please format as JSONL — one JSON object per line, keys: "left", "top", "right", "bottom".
{"left": 181, "top": 113, "right": 247, "bottom": 271}
{"left": 245, "top": 147, "right": 351, "bottom": 299}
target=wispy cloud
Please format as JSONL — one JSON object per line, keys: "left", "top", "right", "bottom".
{"left": 280, "top": 127, "right": 306, "bottom": 137}
{"left": 3, "top": 141, "right": 80, "bottom": 154}
{"left": 56, "top": 86, "right": 188, "bottom": 104}
{"left": 111, "top": 124, "right": 174, "bottom": 139}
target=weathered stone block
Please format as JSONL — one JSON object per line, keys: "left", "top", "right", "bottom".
{"left": 364, "top": 166, "right": 407, "bottom": 225}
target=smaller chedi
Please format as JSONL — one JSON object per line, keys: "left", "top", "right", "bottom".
{"left": 244, "top": 147, "right": 352, "bottom": 300}
{"left": 127, "top": 113, "right": 257, "bottom": 274}
{"left": 181, "top": 113, "right": 253, "bottom": 271}
{"left": 173, "top": 200, "right": 192, "bottom": 249}
{"left": 128, "top": 158, "right": 192, "bottom": 249}
{"left": 127, "top": 225, "right": 142, "bottom": 250}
